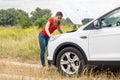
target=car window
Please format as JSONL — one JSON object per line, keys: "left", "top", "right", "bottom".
{"left": 101, "top": 9, "right": 120, "bottom": 28}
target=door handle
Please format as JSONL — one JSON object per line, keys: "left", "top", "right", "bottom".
{"left": 80, "top": 36, "right": 87, "bottom": 39}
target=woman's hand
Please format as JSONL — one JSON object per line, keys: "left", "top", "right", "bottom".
{"left": 58, "top": 26, "right": 63, "bottom": 33}
{"left": 49, "top": 34, "right": 53, "bottom": 37}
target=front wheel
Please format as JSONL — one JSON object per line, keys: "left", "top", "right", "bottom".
{"left": 56, "top": 47, "right": 85, "bottom": 75}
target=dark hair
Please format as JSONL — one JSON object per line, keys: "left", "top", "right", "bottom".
{"left": 55, "top": 11, "right": 63, "bottom": 17}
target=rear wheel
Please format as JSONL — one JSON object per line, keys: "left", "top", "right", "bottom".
{"left": 56, "top": 47, "right": 85, "bottom": 75}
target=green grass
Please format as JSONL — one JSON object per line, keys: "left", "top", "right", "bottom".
{"left": 0, "top": 26, "right": 74, "bottom": 63}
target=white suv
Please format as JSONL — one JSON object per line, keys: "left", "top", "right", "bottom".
{"left": 48, "top": 7, "right": 120, "bottom": 75}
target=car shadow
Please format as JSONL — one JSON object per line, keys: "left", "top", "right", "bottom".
{"left": 83, "top": 65, "right": 120, "bottom": 77}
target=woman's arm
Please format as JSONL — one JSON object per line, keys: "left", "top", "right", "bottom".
{"left": 58, "top": 26, "right": 63, "bottom": 33}
{"left": 45, "top": 21, "right": 53, "bottom": 37}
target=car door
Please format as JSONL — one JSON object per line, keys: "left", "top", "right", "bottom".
{"left": 89, "top": 8, "right": 120, "bottom": 61}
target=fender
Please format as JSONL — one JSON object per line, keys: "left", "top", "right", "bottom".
{"left": 53, "top": 42, "right": 88, "bottom": 65}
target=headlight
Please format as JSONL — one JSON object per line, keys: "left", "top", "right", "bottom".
{"left": 49, "top": 34, "right": 61, "bottom": 41}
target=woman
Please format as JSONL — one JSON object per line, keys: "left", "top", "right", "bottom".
{"left": 38, "top": 11, "right": 63, "bottom": 67}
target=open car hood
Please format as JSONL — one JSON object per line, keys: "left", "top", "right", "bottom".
{"left": 59, "top": 0, "right": 120, "bottom": 24}
{"left": 59, "top": 0, "right": 93, "bottom": 24}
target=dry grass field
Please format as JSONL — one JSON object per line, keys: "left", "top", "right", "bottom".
{"left": 0, "top": 59, "right": 119, "bottom": 80}
{"left": 0, "top": 26, "right": 120, "bottom": 80}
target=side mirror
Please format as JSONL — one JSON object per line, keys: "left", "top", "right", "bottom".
{"left": 93, "top": 20, "right": 101, "bottom": 29}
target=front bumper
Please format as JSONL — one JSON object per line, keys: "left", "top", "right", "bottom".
{"left": 48, "top": 60, "right": 55, "bottom": 65}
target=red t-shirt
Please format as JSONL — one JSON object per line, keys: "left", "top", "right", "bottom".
{"left": 40, "top": 17, "right": 60, "bottom": 36}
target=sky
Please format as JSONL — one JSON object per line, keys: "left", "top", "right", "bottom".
{"left": 0, "top": 0, "right": 120, "bottom": 24}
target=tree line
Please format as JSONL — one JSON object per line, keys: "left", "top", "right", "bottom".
{"left": 0, "top": 8, "right": 74, "bottom": 28}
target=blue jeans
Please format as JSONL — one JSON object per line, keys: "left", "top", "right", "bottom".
{"left": 38, "top": 33, "right": 49, "bottom": 66}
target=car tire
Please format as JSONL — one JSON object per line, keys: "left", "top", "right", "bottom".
{"left": 56, "top": 47, "right": 85, "bottom": 75}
